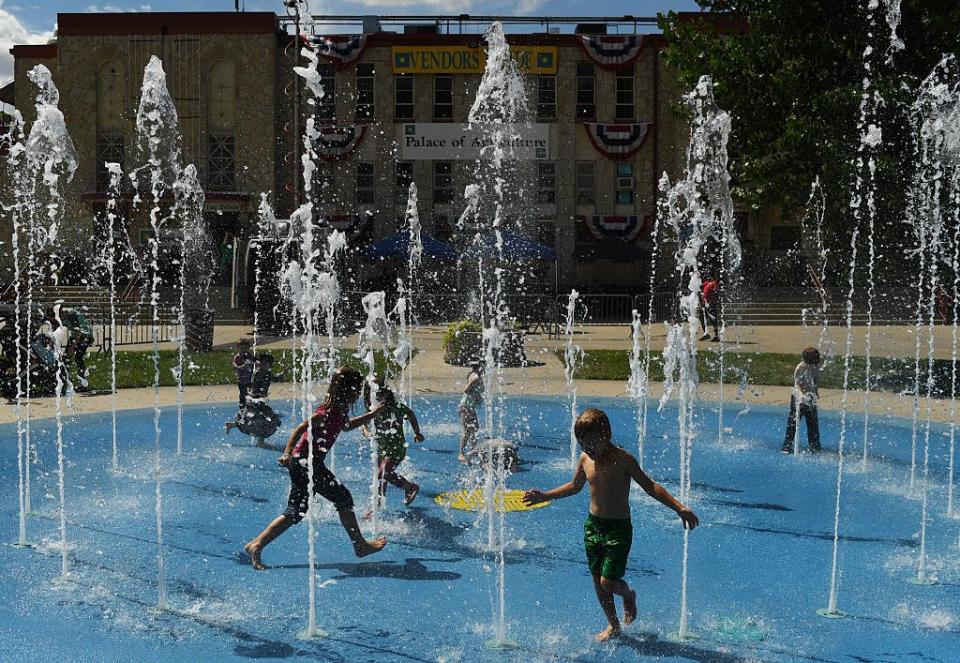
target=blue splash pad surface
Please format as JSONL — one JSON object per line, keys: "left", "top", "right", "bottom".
{"left": 1, "top": 395, "right": 959, "bottom": 662}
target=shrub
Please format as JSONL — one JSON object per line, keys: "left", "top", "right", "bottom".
{"left": 442, "top": 320, "right": 483, "bottom": 365}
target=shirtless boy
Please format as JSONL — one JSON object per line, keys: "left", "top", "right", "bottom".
{"left": 524, "top": 408, "right": 699, "bottom": 642}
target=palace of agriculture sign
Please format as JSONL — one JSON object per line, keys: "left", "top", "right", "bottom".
{"left": 399, "top": 124, "right": 551, "bottom": 160}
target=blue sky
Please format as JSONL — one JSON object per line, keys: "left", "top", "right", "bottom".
{"left": 8, "top": 0, "right": 703, "bottom": 34}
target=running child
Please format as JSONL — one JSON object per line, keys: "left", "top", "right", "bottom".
{"left": 362, "top": 383, "right": 425, "bottom": 516}
{"left": 523, "top": 408, "right": 698, "bottom": 642}
{"left": 244, "top": 366, "right": 386, "bottom": 570}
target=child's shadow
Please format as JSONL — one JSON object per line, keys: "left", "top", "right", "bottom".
{"left": 619, "top": 633, "right": 752, "bottom": 663}
{"left": 269, "top": 556, "right": 462, "bottom": 581}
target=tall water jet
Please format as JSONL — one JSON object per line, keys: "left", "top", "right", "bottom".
{"left": 820, "top": 0, "right": 891, "bottom": 615}
{"left": 132, "top": 55, "right": 182, "bottom": 609}
{"left": 563, "top": 290, "right": 582, "bottom": 469}
{"left": 908, "top": 54, "right": 959, "bottom": 584}
{"left": 638, "top": 214, "right": 663, "bottom": 468}
{"left": 627, "top": 310, "right": 646, "bottom": 468}
{"left": 358, "top": 291, "right": 390, "bottom": 530}
{"left": 173, "top": 164, "right": 208, "bottom": 455}
{"left": 4, "top": 108, "right": 29, "bottom": 547}
{"left": 24, "top": 64, "right": 78, "bottom": 577}
{"left": 102, "top": 162, "right": 124, "bottom": 470}
{"left": 457, "top": 21, "right": 527, "bottom": 650}
{"left": 657, "top": 75, "right": 741, "bottom": 640}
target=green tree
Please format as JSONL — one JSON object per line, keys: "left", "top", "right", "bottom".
{"left": 659, "top": 1, "right": 960, "bottom": 282}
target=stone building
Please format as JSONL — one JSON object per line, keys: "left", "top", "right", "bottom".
{"left": 1, "top": 11, "right": 781, "bottom": 314}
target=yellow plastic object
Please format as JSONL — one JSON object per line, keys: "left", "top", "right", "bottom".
{"left": 434, "top": 489, "right": 550, "bottom": 512}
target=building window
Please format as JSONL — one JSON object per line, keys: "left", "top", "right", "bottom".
{"left": 615, "top": 162, "right": 634, "bottom": 205}
{"left": 356, "top": 162, "right": 375, "bottom": 204}
{"left": 207, "top": 133, "right": 236, "bottom": 191}
{"left": 576, "top": 62, "right": 596, "bottom": 120}
{"left": 395, "top": 75, "right": 414, "bottom": 121}
{"left": 96, "top": 60, "right": 125, "bottom": 191}
{"left": 396, "top": 161, "right": 414, "bottom": 192}
{"left": 536, "top": 76, "right": 556, "bottom": 122}
{"left": 433, "top": 75, "right": 453, "bottom": 121}
{"left": 433, "top": 161, "right": 453, "bottom": 204}
{"left": 434, "top": 214, "right": 452, "bottom": 241}
{"left": 96, "top": 131, "right": 124, "bottom": 192}
{"left": 615, "top": 64, "right": 635, "bottom": 121}
{"left": 314, "top": 162, "right": 334, "bottom": 193}
{"left": 537, "top": 218, "right": 556, "bottom": 247}
{"left": 207, "top": 60, "right": 236, "bottom": 191}
{"left": 575, "top": 161, "right": 596, "bottom": 205}
{"left": 318, "top": 63, "right": 336, "bottom": 122}
{"left": 355, "top": 63, "right": 375, "bottom": 122}
{"left": 537, "top": 162, "right": 556, "bottom": 204}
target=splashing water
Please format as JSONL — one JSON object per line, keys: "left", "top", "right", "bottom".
{"left": 657, "top": 75, "right": 740, "bottom": 639}
{"left": 563, "top": 290, "right": 583, "bottom": 469}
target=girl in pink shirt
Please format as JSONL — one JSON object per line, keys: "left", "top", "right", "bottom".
{"left": 244, "top": 366, "right": 386, "bottom": 570}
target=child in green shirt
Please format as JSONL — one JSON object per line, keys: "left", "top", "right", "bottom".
{"left": 363, "top": 384, "right": 425, "bottom": 516}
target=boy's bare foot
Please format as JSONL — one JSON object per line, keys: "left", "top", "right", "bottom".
{"left": 595, "top": 625, "right": 622, "bottom": 642}
{"left": 404, "top": 484, "right": 420, "bottom": 506}
{"left": 458, "top": 454, "right": 468, "bottom": 464}
{"left": 224, "top": 422, "right": 235, "bottom": 435}
{"left": 623, "top": 589, "right": 637, "bottom": 624}
{"left": 354, "top": 536, "right": 387, "bottom": 557}
{"left": 244, "top": 542, "right": 266, "bottom": 570}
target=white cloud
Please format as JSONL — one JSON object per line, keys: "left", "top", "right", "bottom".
{"left": 85, "top": 4, "right": 153, "bottom": 11}
{"left": 0, "top": 0, "right": 54, "bottom": 85}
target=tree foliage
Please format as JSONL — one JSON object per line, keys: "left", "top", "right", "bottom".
{"left": 659, "top": 1, "right": 960, "bottom": 258}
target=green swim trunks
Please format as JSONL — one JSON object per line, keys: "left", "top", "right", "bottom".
{"left": 584, "top": 513, "right": 633, "bottom": 581}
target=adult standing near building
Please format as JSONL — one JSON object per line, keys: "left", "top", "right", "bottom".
{"left": 699, "top": 277, "right": 720, "bottom": 341}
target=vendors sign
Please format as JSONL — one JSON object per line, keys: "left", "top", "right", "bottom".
{"left": 400, "top": 123, "right": 551, "bottom": 160}
{"left": 392, "top": 45, "right": 557, "bottom": 74}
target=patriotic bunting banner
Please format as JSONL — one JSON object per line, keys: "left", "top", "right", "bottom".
{"left": 321, "top": 212, "right": 371, "bottom": 238}
{"left": 313, "top": 125, "right": 368, "bottom": 161}
{"left": 578, "top": 35, "right": 647, "bottom": 70}
{"left": 580, "top": 215, "right": 654, "bottom": 243}
{"left": 310, "top": 35, "right": 369, "bottom": 68}
{"left": 583, "top": 122, "right": 651, "bottom": 160}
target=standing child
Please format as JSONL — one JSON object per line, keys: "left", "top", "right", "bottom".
{"left": 362, "top": 383, "right": 425, "bottom": 516}
{"left": 524, "top": 408, "right": 698, "bottom": 642}
{"left": 458, "top": 362, "right": 484, "bottom": 463}
{"left": 699, "top": 277, "right": 720, "bottom": 341}
{"left": 244, "top": 366, "right": 387, "bottom": 570}
{"left": 782, "top": 346, "right": 821, "bottom": 453}
{"left": 232, "top": 339, "right": 254, "bottom": 409}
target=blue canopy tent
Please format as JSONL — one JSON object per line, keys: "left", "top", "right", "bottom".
{"left": 360, "top": 231, "right": 457, "bottom": 260}
{"left": 463, "top": 229, "right": 557, "bottom": 262}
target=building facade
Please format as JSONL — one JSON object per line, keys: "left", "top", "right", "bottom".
{"left": 2, "top": 11, "right": 780, "bottom": 310}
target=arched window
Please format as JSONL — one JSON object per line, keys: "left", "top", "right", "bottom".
{"left": 96, "top": 60, "right": 125, "bottom": 191}
{"left": 207, "top": 60, "right": 236, "bottom": 190}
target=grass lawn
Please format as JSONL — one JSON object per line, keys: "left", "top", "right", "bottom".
{"left": 83, "top": 349, "right": 403, "bottom": 391}
{"left": 558, "top": 348, "right": 956, "bottom": 395}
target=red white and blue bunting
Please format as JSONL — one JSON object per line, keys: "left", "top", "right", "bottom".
{"left": 583, "top": 122, "right": 651, "bottom": 160}
{"left": 313, "top": 125, "right": 368, "bottom": 161}
{"left": 580, "top": 215, "right": 654, "bottom": 243}
{"left": 578, "top": 35, "right": 647, "bottom": 70}
{"left": 320, "top": 211, "right": 371, "bottom": 238}
{"left": 310, "top": 35, "right": 369, "bottom": 69}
